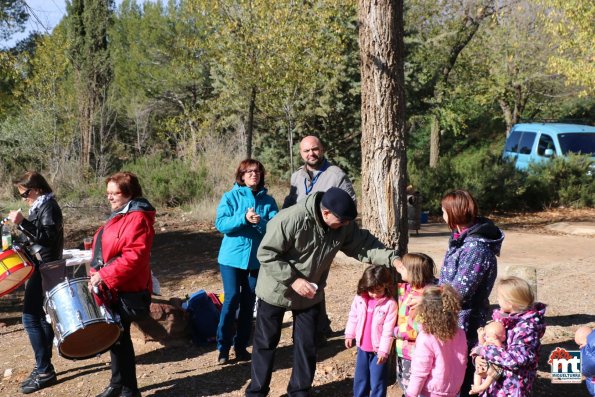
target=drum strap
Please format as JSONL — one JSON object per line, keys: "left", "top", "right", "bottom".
{"left": 90, "top": 228, "right": 105, "bottom": 270}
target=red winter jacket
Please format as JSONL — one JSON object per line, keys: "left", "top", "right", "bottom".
{"left": 90, "top": 198, "right": 156, "bottom": 296}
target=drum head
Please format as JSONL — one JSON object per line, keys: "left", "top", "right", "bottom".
{"left": 0, "top": 264, "right": 34, "bottom": 297}
{"left": 59, "top": 322, "right": 121, "bottom": 360}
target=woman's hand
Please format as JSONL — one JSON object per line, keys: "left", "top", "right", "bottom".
{"left": 88, "top": 272, "right": 104, "bottom": 292}
{"left": 7, "top": 210, "right": 23, "bottom": 225}
{"left": 246, "top": 207, "right": 261, "bottom": 224}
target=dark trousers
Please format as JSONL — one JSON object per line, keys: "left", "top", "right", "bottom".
{"left": 354, "top": 348, "right": 389, "bottom": 397}
{"left": 216, "top": 265, "right": 258, "bottom": 353}
{"left": 245, "top": 300, "right": 321, "bottom": 397}
{"left": 23, "top": 269, "right": 54, "bottom": 374}
{"left": 110, "top": 314, "right": 138, "bottom": 392}
{"left": 315, "top": 298, "right": 332, "bottom": 337}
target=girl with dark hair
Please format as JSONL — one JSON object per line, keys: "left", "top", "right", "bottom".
{"left": 345, "top": 265, "right": 397, "bottom": 397}
{"left": 214, "top": 159, "right": 278, "bottom": 365}
{"left": 8, "top": 171, "right": 64, "bottom": 394}
{"left": 439, "top": 189, "right": 504, "bottom": 396}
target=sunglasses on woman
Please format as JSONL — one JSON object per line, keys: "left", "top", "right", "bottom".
{"left": 19, "top": 189, "right": 32, "bottom": 199}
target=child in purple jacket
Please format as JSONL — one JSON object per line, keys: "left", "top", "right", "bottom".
{"left": 576, "top": 326, "right": 595, "bottom": 396}
{"left": 474, "top": 276, "right": 546, "bottom": 397}
{"left": 345, "top": 266, "right": 398, "bottom": 397}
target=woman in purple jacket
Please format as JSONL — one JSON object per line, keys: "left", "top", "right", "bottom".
{"left": 438, "top": 190, "right": 504, "bottom": 397}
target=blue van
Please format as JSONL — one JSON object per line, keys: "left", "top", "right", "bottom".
{"left": 502, "top": 123, "right": 595, "bottom": 170}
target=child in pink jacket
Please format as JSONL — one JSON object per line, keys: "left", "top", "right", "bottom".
{"left": 345, "top": 265, "right": 398, "bottom": 397}
{"left": 406, "top": 285, "right": 467, "bottom": 397}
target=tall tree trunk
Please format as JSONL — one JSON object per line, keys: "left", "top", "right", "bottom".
{"left": 66, "top": 0, "right": 113, "bottom": 176}
{"left": 429, "top": 114, "right": 440, "bottom": 168}
{"left": 427, "top": 2, "right": 497, "bottom": 167}
{"left": 246, "top": 86, "right": 256, "bottom": 159}
{"left": 358, "top": 0, "right": 408, "bottom": 253}
{"left": 79, "top": 95, "right": 92, "bottom": 171}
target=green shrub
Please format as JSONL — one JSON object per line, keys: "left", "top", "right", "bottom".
{"left": 124, "top": 155, "right": 210, "bottom": 207}
{"left": 524, "top": 154, "right": 594, "bottom": 208}
{"left": 409, "top": 149, "right": 594, "bottom": 213}
{"left": 409, "top": 148, "right": 524, "bottom": 213}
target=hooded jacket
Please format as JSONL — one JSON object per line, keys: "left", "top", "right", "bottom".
{"left": 256, "top": 192, "right": 399, "bottom": 310}
{"left": 345, "top": 293, "right": 397, "bottom": 357}
{"left": 582, "top": 330, "right": 595, "bottom": 396}
{"left": 90, "top": 198, "right": 155, "bottom": 294}
{"left": 215, "top": 183, "right": 278, "bottom": 270}
{"left": 439, "top": 217, "right": 504, "bottom": 345}
{"left": 479, "top": 303, "right": 547, "bottom": 397}
{"left": 406, "top": 328, "right": 468, "bottom": 397}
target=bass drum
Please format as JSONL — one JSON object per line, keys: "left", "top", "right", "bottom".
{"left": 44, "top": 277, "right": 121, "bottom": 359}
{"left": 0, "top": 246, "right": 34, "bottom": 297}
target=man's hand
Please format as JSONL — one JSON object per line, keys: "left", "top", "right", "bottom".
{"left": 345, "top": 338, "right": 354, "bottom": 349}
{"left": 291, "top": 278, "right": 317, "bottom": 299}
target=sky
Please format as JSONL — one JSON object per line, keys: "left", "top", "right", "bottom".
{"left": 5, "top": 0, "right": 126, "bottom": 48}
{"left": 5, "top": 0, "right": 67, "bottom": 47}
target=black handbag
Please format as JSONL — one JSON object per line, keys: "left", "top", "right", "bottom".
{"left": 118, "top": 289, "right": 151, "bottom": 321}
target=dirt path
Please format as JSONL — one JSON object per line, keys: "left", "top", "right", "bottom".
{"left": 1, "top": 215, "right": 593, "bottom": 397}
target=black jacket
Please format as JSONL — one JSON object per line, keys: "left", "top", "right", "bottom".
{"left": 19, "top": 198, "right": 64, "bottom": 263}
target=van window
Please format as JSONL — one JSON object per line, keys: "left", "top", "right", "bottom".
{"left": 505, "top": 130, "right": 522, "bottom": 153}
{"left": 558, "top": 133, "right": 595, "bottom": 156}
{"left": 518, "top": 132, "right": 536, "bottom": 154}
{"left": 537, "top": 134, "right": 555, "bottom": 156}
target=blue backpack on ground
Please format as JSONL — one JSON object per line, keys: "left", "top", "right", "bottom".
{"left": 182, "top": 289, "right": 220, "bottom": 345}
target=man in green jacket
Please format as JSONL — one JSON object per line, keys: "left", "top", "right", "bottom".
{"left": 245, "top": 187, "right": 401, "bottom": 397}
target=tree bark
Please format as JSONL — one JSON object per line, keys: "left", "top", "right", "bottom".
{"left": 246, "top": 86, "right": 256, "bottom": 159}
{"left": 429, "top": 114, "right": 440, "bottom": 168}
{"left": 427, "top": 2, "right": 497, "bottom": 167}
{"left": 358, "top": 0, "right": 408, "bottom": 253}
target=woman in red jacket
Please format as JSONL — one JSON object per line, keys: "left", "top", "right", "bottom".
{"left": 88, "top": 172, "right": 155, "bottom": 397}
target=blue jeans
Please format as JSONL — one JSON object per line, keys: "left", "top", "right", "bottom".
{"left": 23, "top": 269, "right": 54, "bottom": 374}
{"left": 354, "top": 348, "right": 389, "bottom": 397}
{"left": 216, "top": 264, "right": 258, "bottom": 353}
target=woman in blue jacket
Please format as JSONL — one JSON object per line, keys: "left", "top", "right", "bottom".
{"left": 215, "top": 159, "right": 278, "bottom": 365}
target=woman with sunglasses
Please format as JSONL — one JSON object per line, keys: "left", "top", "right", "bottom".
{"left": 7, "top": 171, "right": 64, "bottom": 394}
{"left": 214, "top": 159, "right": 278, "bottom": 365}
